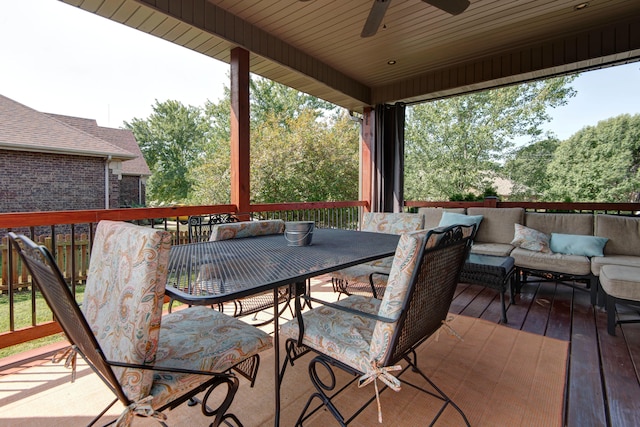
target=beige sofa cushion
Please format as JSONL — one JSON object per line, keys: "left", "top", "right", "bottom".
{"left": 511, "top": 247, "right": 592, "bottom": 276}
{"left": 418, "top": 207, "right": 466, "bottom": 230}
{"left": 470, "top": 243, "right": 514, "bottom": 257}
{"left": 600, "top": 265, "right": 640, "bottom": 301}
{"left": 524, "top": 213, "right": 594, "bottom": 236}
{"left": 467, "top": 207, "right": 524, "bottom": 244}
{"left": 591, "top": 255, "right": 640, "bottom": 276}
{"left": 595, "top": 214, "right": 640, "bottom": 257}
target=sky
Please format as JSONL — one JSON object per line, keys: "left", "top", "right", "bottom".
{"left": 1, "top": 0, "right": 640, "bottom": 138}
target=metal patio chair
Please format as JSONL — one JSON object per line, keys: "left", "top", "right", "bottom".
{"left": 281, "top": 224, "right": 474, "bottom": 426}
{"left": 8, "top": 220, "right": 272, "bottom": 427}
{"left": 331, "top": 212, "right": 425, "bottom": 299}
{"left": 206, "top": 219, "right": 294, "bottom": 325}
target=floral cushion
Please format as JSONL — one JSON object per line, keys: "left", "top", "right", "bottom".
{"left": 370, "top": 230, "right": 427, "bottom": 363}
{"left": 280, "top": 295, "right": 382, "bottom": 373}
{"left": 361, "top": 212, "right": 424, "bottom": 235}
{"left": 82, "top": 220, "right": 172, "bottom": 403}
{"left": 210, "top": 220, "right": 285, "bottom": 241}
{"left": 511, "top": 223, "right": 552, "bottom": 253}
{"left": 331, "top": 263, "right": 390, "bottom": 284}
{"left": 150, "top": 306, "right": 273, "bottom": 408}
{"left": 330, "top": 213, "right": 422, "bottom": 291}
{"left": 284, "top": 229, "right": 427, "bottom": 374}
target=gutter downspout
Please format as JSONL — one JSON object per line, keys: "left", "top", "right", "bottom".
{"left": 105, "top": 155, "right": 112, "bottom": 209}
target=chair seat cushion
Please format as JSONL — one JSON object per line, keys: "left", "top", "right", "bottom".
{"left": 470, "top": 242, "right": 515, "bottom": 257}
{"left": 510, "top": 247, "right": 592, "bottom": 276}
{"left": 281, "top": 295, "right": 381, "bottom": 374}
{"left": 150, "top": 306, "right": 273, "bottom": 408}
{"left": 591, "top": 255, "right": 640, "bottom": 275}
{"left": 331, "top": 263, "right": 390, "bottom": 287}
{"left": 600, "top": 265, "right": 640, "bottom": 301}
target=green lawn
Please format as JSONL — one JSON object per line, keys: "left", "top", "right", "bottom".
{"left": 0, "top": 286, "right": 84, "bottom": 359}
{"left": 0, "top": 286, "right": 179, "bottom": 360}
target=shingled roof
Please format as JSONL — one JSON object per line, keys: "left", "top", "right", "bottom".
{"left": 45, "top": 113, "right": 151, "bottom": 176}
{"left": 0, "top": 94, "right": 135, "bottom": 161}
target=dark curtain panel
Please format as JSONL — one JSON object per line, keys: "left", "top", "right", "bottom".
{"left": 373, "top": 102, "right": 405, "bottom": 213}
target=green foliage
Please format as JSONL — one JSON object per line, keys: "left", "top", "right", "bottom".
{"left": 125, "top": 100, "right": 210, "bottom": 204}
{"left": 449, "top": 186, "right": 499, "bottom": 202}
{"left": 546, "top": 114, "right": 640, "bottom": 202}
{"left": 503, "top": 137, "right": 560, "bottom": 200}
{"left": 188, "top": 78, "right": 359, "bottom": 204}
{"left": 251, "top": 109, "right": 359, "bottom": 203}
{"left": 404, "top": 76, "right": 576, "bottom": 200}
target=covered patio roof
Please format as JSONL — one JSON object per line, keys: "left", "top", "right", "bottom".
{"left": 61, "top": 0, "right": 640, "bottom": 112}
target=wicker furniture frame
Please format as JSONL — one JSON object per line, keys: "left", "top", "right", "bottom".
{"left": 460, "top": 254, "right": 516, "bottom": 323}
{"left": 8, "top": 232, "right": 263, "bottom": 427}
{"left": 281, "top": 224, "right": 474, "bottom": 426}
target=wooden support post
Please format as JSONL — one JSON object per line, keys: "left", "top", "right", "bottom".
{"left": 230, "top": 47, "right": 251, "bottom": 220}
{"left": 361, "top": 107, "right": 374, "bottom": 213}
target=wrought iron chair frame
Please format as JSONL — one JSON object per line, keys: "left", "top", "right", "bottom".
{"left": 8, "top": 232, "right": 260, "bottom": 427}
{"left": 281, "top": 224, "right": 475, "bottom": 426}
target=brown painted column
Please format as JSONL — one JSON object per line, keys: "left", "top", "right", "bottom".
{"left": 360, "top": 107, "right": 375, "bottom": 213}
{"left": 230, "top": 47, "right": 251, "bottom": 219}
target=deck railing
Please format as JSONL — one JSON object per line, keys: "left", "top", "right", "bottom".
{"left": 2, "top": 198, "right": 638, "bottom": 353}
{"left": 0, "top": 201, "right": 365, "bottom": 350}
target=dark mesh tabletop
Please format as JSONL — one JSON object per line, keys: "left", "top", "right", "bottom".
{"left": 166, "top": 228, "right": 400, "bottom": 305}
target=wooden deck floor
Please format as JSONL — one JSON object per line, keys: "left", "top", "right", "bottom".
{"left": 454, "top": 277, "right": 640, "bottom": 427}
{"left": 2, "top": 276, "right": 640, "bottom": 426}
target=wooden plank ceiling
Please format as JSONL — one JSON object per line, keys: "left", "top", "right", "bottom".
{"left": 61, "top": 0, "right": 640, "bottom": 112}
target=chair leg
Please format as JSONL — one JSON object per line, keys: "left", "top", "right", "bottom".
{"left": 295, "top": 356, "right": 347, "bottom": 426}
{"left": 401, "top": 354, "right": 470, "bottom": 427}
{"left": 607, "top": 294, "right": 617, "bottom": 336}
{"left": 197, "top": 376, "right": 242, "bottom": 427}
{"left": 293, "top": 352, "right": 470, "bottom": 427}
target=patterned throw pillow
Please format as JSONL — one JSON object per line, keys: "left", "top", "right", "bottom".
{"left": 511, "top": 223, "right": 552, "bottom": 253}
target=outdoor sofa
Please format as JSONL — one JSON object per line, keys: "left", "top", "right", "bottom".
{"left": 418, "top": 207, "right": 640, "bottom": 316}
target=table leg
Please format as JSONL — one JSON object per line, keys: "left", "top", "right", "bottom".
{"left": 273, "top": 286, "right": 280, "bottom": 427}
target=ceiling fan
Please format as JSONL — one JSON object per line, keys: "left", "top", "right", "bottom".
{"left": 361, "top": 0, "right": 471, "bottom": 38}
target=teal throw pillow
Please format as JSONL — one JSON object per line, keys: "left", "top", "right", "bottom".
{"left": 438, "top": 212, "right": 483, "bottom": 228}
{"left": 549, "top": 233, "right": 608, "bottom": 257}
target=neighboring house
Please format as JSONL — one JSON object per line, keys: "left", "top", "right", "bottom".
{"left": 0, "top": 94, "right": 150, "bottom": 213}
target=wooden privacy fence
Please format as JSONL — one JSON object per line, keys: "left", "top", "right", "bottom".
{"left": 0, "top": 229, "right": 193, "bottom": 293}
{"left": 0, "top": 234, "right": 91, "bottom": 293}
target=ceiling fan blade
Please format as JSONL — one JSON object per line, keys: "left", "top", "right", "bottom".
{"left": 361, "top": 0, "right": 392, "bottom": 38}
{"left": 423, "top": 0, "right": 470, "bottom": 15}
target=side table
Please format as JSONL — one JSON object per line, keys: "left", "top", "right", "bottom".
{"left": 461, "top": 254, "right": 516, "bottom": 323}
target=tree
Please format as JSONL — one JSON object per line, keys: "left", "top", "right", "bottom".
{"left": 125, "top": 100, "right": 208, "bottom": 203}
{"left": 251, "top": 109, "right": 359, "bottom": 203}
{"left": 189, "top": 78, "right": 359, "bottom": 204}
{"left": 546, "top": 114, "right": 640, "bottom": 202}
{"left": 404, "top": 76, "right": 576, "bottom": 200}
{"left": 503, "top": 136, "right": 560, "bottom": 200}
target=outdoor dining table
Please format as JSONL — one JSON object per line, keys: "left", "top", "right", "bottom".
{"left": 164, "top": 227, "right": 401, "bottom": 426}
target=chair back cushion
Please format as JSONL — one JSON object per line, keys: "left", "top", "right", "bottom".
{"left": 370, "top": 225, "right": 473, "bottom": 366}
{"left": 369, "top": 229, "right": 427, "bottom": 364}
{"left": 595, "top": 214, "right": 640, "bottom": 256}
{"left": 467, "top": 207, "right": 524, "bottom": 244}
{"left": 82, "top": 220, "right": 172, "bottom": 402}
{"left": 210, "top": 219, "right": 285, "bottom": 241}
{"left": 418, "top": 207, "right": 466, "bottom": 229}
{"left": 362, "top": 212, "right": 424, "bottom": 234}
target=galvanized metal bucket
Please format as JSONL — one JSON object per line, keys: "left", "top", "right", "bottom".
{"left": 284, "top": 221, "right": 314, "bottom": 246}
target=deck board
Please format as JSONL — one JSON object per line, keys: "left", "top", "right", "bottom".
{"left": 456, "top": 276, "right": 640, "bottom": 427}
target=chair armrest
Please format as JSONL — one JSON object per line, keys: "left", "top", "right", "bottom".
{"left": 107, "top": 359, "right": 223, "bottom": 377}
{"left": 303, "top": 295, "right": 396, "bottom": 323}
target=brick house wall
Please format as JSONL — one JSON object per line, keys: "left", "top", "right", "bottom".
{"left": 120, "top": 175, "right": 146, "bottom": 207}
{"left": 0, "top": 150, "right": 121, "bottom": 213}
